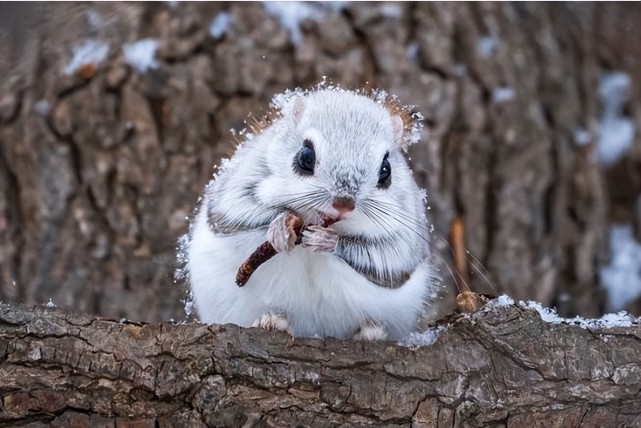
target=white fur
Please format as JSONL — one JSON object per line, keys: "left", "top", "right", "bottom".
{"left": 186, "top": 89, "right": 439, "bottom": 340}
{"left": 189, "top": 204, "right": 432, "bottom": 339}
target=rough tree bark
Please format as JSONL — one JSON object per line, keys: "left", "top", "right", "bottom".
{"left": 1, "top": 5, "right": 640, "bottom": 426}
{"left": 1, "top": 302, "right": 640, "bottom": 427}
{"left": 0, "top": 3, "right": 640, "bottom": 319}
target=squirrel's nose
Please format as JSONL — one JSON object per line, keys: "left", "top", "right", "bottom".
{"left": 332, "top": 196, "right": 355, "bottom": 213}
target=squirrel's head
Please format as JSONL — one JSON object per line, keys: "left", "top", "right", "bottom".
{"left": 255, "top": 88, "right": 425, "bottom": 230}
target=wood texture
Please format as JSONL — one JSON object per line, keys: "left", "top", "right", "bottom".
{"left": 1, "top": 302, "right": 639, "bottom": 427}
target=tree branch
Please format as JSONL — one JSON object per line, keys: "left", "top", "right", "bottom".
{"left": 1, "top": 302, "right": 639, "bottom": 426}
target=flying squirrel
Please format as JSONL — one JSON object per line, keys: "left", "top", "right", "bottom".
{"left": 181, "top": 84, "right": 440, "bottom": 340}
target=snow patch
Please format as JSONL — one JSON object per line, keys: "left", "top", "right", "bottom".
{"left": 86, "top": 9, "right": 104, "bottom": 30}
{"left": 521, "top": 300, "right": 636, "bottom": 329}
{"left": 64, "top": 39, "right": 109, "bottom": 75}
{"left": 599, "top": 224, "right": 641, "bottom": 312}
{"left": 573, "top": 127, "right": 592, "bottom": 146}
{"left": 521, "top": 300, "right": 564, "bottom": 323}
{"left": 596, "top": 312, "right": 635, "bottom": 328}
{"left": 399, "top": 325, "right": 445, "bottom": 348}
{"left": 485, "top": 294, "right": 636, "bottom": 328}
{"left": 123, "top": 39, "right": 160, "bottom": 73}
{"left": 264, "top": 2, "right": 345, "bottom": 46}
{"left": 405, "top": 41, "right": 420, "bottom": 64}
{"left": 600, "top": 72, "right": 631, "bottom": 109}
{"left": 181, "top": 290, "right": 196, "bottom": 318}
{"left": 598, "top": 118, "right": 635, "bottom": 166}
{"left": 379, "top": 3, "right": 403, "bottom": 19}
{"left": 477, "top": 36, "right": 499, "bottom": 58}
{"left": 34, "top": 100, "right": 51, "bottom": 116}
{"left": 322, "top": 1, "right": 347, "bottom": 13}
{"left": 491, "top": 294, "right": 515, "bottom": 307}
{"left": 492, "top": 87, "right": 515, "bottom": 104}
{"left": 209, "top": 12, "right": 233, "bottom": 39}
{"left": 597, "top": 72, "right": 635, "bottom": 166}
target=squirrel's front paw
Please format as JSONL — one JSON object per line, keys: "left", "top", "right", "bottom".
{"left": 252, "top": 312, "right": 289, "bottom": 332}
{"left": 301, "top": 225, "right": 338, "bottom": 252}
{"left": 268, "top": 211, "right": 302, "bottom": 253}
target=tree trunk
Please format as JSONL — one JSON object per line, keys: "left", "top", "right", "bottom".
{"left": 1, "top": 3, "right": 640, "bottom": 320}
{"left": 1, "top": 302, "right": 639, "bottom": 427}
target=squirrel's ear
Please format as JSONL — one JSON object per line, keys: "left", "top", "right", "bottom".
{"left": 391, "top": 115, "right": 404, "bottom": 145}
{"left": 287, "top": 95, "right": 306, "bottom": 123}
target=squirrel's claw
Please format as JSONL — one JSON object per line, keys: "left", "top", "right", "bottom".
{"left": 267, "top": 211, "right": 301, "bottom": 253}
{"left": 301, "top": 225, "right": 338, "bottom": 252}
{"left": 252, "top": 312, "right": 289, "bottom": 332}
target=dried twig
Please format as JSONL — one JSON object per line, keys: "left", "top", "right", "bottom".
{"left": 235, "top": 214, "right": 336, "bottom": 287}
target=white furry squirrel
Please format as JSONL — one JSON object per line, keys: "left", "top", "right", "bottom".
{"left": 182, "top": 85, "right": 439, "bottom": 340}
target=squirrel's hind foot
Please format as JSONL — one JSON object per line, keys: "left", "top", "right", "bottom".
{"left": 252, "top": 312, "right": 290, "bottom": 333}
{"left": 353, "top": 320, "right": 388, "bottom": 341}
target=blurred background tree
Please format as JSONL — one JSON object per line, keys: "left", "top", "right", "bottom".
{"left": 0, "top": 2, "right": 639, "bottom": 322}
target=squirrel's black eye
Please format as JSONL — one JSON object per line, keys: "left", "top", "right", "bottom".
{"left": 293, "top": 140, "right": 315, "bottom": 175}
{"left": 377, "top": 153, "right": 391, "bottom": 188}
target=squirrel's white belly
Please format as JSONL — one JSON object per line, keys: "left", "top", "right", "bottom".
{"left": 188, "top": 207, "right": 430, "bottom": 340}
